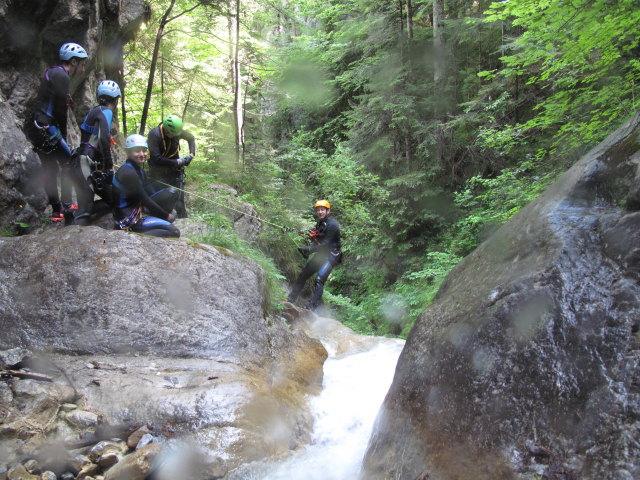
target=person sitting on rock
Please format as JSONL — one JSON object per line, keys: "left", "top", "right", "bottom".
{"left": 287, "top": 199, "right": 342, "bottom": 311}
{"left": 73, "top": 80, "right": 121, "bottom": 226}
{"left": 26, "top": 42, "right": 88, "bottom": 222}
{"left": 146, "top": 114, "right": 196, "bottom": 219}
{"left": 112, "top": 134, "right": 180, "bottom": 238}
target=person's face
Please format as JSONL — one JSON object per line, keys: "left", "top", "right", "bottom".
{"left": 315, "top": 206, "right": 329, "bottom": 220}
{"left": 68, "top": 58, "right": 86, "bottom": 77}
{"left": 128, "top": 147, "right": 147, "bottom": 166}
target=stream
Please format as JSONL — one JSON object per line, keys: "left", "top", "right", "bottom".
{"left": 229, "top": 335, "right": 405, "bottom": 479}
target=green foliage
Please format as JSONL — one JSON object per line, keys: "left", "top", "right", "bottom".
{"left": 323, "top": 250, "right": 461, "bottom": 337}
{"left": 483, "top": 0, "right": 640, "bottom": 157}
{"left": 395, "top": 251, "right": 462, "bottom": 336}
{"left": 183, "top": 159, "right": 288, "bottom": 312}
{"left": 114, "top": 0, "right": 634, "bottom": 339}
{"left": 449, "top": 157, "right": 559, "bottom": 255}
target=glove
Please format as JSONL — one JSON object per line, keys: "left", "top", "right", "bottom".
{"left": 177, "top": 154, "right": 193, "bottom": 167}
{"left": 297, "top": 246, "right": 310, "bottom": 258}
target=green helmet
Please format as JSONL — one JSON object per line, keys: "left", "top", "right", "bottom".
{"left": 162, "top": 114, "right": 183, "bottom": 136}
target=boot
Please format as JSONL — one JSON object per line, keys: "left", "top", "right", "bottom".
{"left": 63, "top": 208, "right": 75, "bottom": 226}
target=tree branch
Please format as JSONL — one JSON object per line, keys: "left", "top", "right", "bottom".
{"left": 166, "top": 1, "right": 205, "bottom": 23}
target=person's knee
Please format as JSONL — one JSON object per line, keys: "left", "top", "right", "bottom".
{"left": 167, "top": 224, "right": 180, "bottom": 237}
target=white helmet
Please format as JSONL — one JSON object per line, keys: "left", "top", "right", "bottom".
{"left": 125, "top": 134, "right": 148, "bottom": 150}
{"left": 59, "top": 42, "right": 88, "bottom": 61}
{"left": 97, "top": 80, "right": 121, "bottom": 99}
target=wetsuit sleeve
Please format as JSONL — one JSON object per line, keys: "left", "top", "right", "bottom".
{"left": 97, "top": 109, "right": 114, "bottom": 169}
{"left": 181, "top": 130, "right": 196, "bottom": 155}
{"left": 49, "top": 68, "right": 70, "bottom": 137}
{"left": 118, "top": 166, "right": 171, "bottom": 220}
{"left": 309, "top": 218, "right": 341, "bottom": 253}
{"left": 148, "top": 127, "right": 181, "bottom": 168}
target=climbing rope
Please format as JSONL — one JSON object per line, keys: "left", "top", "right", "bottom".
{"left": 145, "top": 175, "right": 296, "bottom": 233}
{"left": 110, "top": 163, "right": 308, "bottom": 248}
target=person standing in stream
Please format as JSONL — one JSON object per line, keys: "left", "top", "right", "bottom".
{"left": 146, "top": 114, "right": 196, "bottom": 218}
{"left": 287, "top": 199, "right": 342, "bottom": 311}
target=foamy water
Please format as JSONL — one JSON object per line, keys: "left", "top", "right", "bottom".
{"left": 230, "top": 338, "right": 405, "bottom": 479}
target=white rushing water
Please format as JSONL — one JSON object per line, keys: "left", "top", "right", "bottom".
{"left": 231, "top": 337, "right": 405, "bottom": 479}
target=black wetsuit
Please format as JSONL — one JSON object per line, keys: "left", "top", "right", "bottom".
{"left": 28, "top": 65, "right": 76, "bottom": 213}
{"left": 147, "top": 124, "right": 196, "bottom": 217}
{"left": 288, "top": 215, "right": 342, "bottom": 309}
{"left": 74, "top": 105, "right": 117, "bottom": 220}
{"left": 33, "top": 66, "right": 70, "bottom": 136}
{"left": 79, "top": 105, "right": 115, "bottom": 170}
{"left": 112, "top": 160, "right": 180, "bottom": 238}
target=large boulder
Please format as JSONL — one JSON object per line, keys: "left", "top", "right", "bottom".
{"left": 0, "top": 228, "right": 327, "bottom": 475}
{"left": 362, "top": 114, "right": 640, "bottom": 480}
{"left": 1, "top": 227, "right": 279, "bottom": 364}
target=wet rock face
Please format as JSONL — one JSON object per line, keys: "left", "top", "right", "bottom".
{"left": 0, "top": 230, "right": 328, "bottom": 475}
{"left": 0, "top": 227, "right": 271, "bottom": 363}
{"left": 0, "top": 0, "right": 147, "bottom": 234}
{"left": 363, "top": 114, "right": 640, "bottom": 480}
{"left": 0, "top": 101, "right": 48, "bottom": 234}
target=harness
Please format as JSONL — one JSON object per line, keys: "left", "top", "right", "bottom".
{"left": 116, "top": 207, "right": 142, "bottom": 231}
{"left": 310, "top": 219, "right": 342, "bottom": 260}
{"left": 112, "top": 162, "right": 144, "bottom": 230}
{"left": 159, "top": 124, "right": 180, "bottom": 158}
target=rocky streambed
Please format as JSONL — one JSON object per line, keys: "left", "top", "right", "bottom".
{"left": 0, "top": 228, "right": 333, "bottom": 480}
{"left": 0, "top": 302, "right": 399, "bottom": 480}
{"left": 0, "top": 314, "right": 328, "bottom": 479}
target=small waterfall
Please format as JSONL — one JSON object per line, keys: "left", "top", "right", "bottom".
{"left": 230, "top": 335, "right": 404, "bottom": 479}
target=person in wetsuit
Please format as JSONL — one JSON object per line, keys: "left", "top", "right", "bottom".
{"left": 111, "top": 134, "right": 180, "bottom": 238}
{"left": 73, "top": 80, "right": 121, "bottom": 225}
{"left": 146, "top": 114, "right": 196, "bottom": 218}
{"left": 27, "top": 42, "right": 88, "bottom": 221}
{"left": 287, "top": 199, "right": 342, "bottom": 311}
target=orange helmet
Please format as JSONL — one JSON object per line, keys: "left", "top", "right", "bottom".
{"left": 314, "top": 199, "right": 331, "bottom": 209}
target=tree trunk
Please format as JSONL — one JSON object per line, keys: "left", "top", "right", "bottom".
{"left": 139, "top": 0, "right": 176, "bottom": 135}
{"left": 161, "top": 54, "right": 165, "bottom": 120}
{"left": 406, "top": 0, "right": 413, "bottom": 40}
{"left": 433, "top": 0, "right": 445, "bottom": 106}
{"left": 138, "top": 1, "right": 204, "bottom": 135}
{"left": 121, "top": 87, "right": 128, "bottom": 136}
{"left": 229, "top": 0, "right": 243, "bottom": 163}
{"left": 433, "top": 0, "right": 446, "bottom": 174}
{"left": 182, "top": 76, "right": 194, "bottom": 120}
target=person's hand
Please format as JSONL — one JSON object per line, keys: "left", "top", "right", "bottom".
{"left": 167, "top": 213, "right": 176, "bottom": 223}
{"left": 297, "top": 246, "right": 310, "bottom": 258}
{"left": 176, "top": 155, "right": 192, "bottom": 167}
